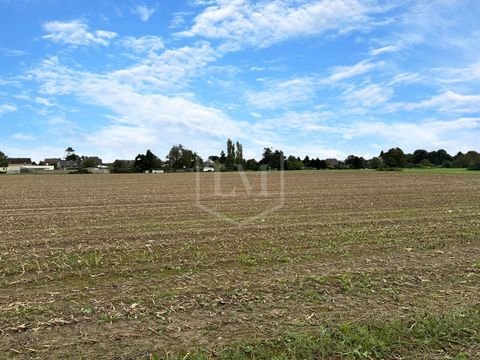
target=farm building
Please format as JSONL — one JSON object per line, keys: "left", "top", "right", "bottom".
{"left": 57, "top": 160, "right": 79, "bottom": 170}
{"left": 41, "top": 158, "right": 62, "bottom": 167}
{"left": 7, "top": 158, "right": 32, "bottom": 166}
{"left": 87, "top": 167, "right": 111, "bottom": 174}
{"left": 6, "top": 165, "right": 54, "bottom": 174}
{"left": 325, "top": 158, "right": 339, "bottom": 168}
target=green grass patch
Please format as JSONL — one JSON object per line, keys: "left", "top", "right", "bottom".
{"left": 156, "top": 306, "right": 480, "bottom": 359}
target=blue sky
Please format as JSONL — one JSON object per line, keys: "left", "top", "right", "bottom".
{"left": 1, "top": 0, "right": 479, "bottom": 162}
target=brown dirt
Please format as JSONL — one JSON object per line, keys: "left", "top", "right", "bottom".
{"left": 0, "top": 171, "right": 479, "bottom": 358}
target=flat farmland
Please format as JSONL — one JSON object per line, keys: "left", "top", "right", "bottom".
{"left": 1, "top": 171, "right": 479, "bottom": 359}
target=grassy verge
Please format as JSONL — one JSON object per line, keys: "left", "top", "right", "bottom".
{"left": 159, "top": 306, "right": 480, "bottom": 359}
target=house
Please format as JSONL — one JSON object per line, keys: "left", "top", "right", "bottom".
{"left": 6, "top": 158, "right": 33, "bottom": 174}
{"left": 202, "top": 160, "right": 216, "bottom": 172}
{"left": 42, "top": 158, "right": 62, "bottom": 167}
{"left": 203, "top": 159, "right": 216, "bottom": 168}
{"left": 325, "top": 158, "right": 338, "bottom": 168}
{"left": 6, "top": 164, "right": 54, "bottom": 174}
{"left": 57, "top": 160, "right": 79, "bottom": 170}
{"left": 7, "top": 158, "right": 32, "bottom": 166}
{"left": 87, "top": 167, "right": 111, "bottom": 174}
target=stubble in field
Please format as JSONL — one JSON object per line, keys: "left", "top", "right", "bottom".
{"left": 0, "top": 171, "right": 479, "bottom": 358}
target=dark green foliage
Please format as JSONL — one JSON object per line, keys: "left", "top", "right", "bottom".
{"left": 81, "top": 156, "right": 102, "bottom": 168}
{"left": 345, "top": 155, "right": 367, "bottom": 169}
{"left": 453, "top": 151, "right": 480, "bottom": 168}
{"left": 368, "top": 157, "right": 382, "bottom": 169}
{"left": 382, "top": 147, "right": 407, "bottom": 168}
{"left": 226, "top": 138, "right": 235, "bottom": 171}
{"left": 245, "top": 158, "right": 259, "bottom": 171}
{"left": 286, "top": 155, "right": 303, "bottom": 170}
{"left": 166, "top": 145, "right": 201, "bottom": 172}
{"left": 111, "top": 160, "right": 134, "bottom": 173}
{"left": 260, "top": 148, "right": 284, "bottom": 170}
{"left": 219, "top": 151, "right": 226, "bottom": 164}
{"left": 235, "top": 141, "right": 244, "bottom": 169}
{"left": 0, "top": 151, "right": 7, "bottom": 167}
{"left": 135, "top": 150, "right": 162, "bottom": 173}
{"left": 65, "top": 147, "right": 79, "bottom": 162}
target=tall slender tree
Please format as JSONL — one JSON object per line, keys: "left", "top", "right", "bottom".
{"left": 235, "top": 141, "right": 244, "bottom": 169}
{"left": 226, "top": 138, "right": 235, "bottom": 171}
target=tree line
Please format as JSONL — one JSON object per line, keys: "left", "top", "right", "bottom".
{"left": 1, "top": 142, "right": 479, "bottom": 173}
{"left": 111, "top": 140, "right": 480, "bottom": 173}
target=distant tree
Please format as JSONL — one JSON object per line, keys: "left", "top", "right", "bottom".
{"left": 368, "top": 157, "right": 382, "bottom": 169}
{"left": 112, "top": 160, "right": 134, "bottom": 173}
{"left": 135, "top": 150, "right": 162, "bottom": 172}
{"left": 436, "top": 149, "right": 452, "bottom": 166}
{"left": 303, "top": 156, "right": 311, "bottom": 168}
{"left": 81, "top": 157, "right": 98, "bottom": 169}
{"left": 260, "top": 148, "right": 273, "bottom": 169}
{"left": 235, "top": 141, "right": 244, "bottom": 169}
{"left": 226, "top": 138, "right": 235, "bottom": 171}
{"left": 167, "top": 145, "right": 200, "bottom": 171}
{"left": 345, "top": 155, "right": 366, "bottom": 169}
{"left": 453, "top": 151, "right": 480, "bottom": 168}
{"left": 260, "top": 148, "right": 284, "bottom": 170}
{"left": 427, "top": 150, "right": 441, "bottom": 166}
{"left": 419, "top": 159, "right": 432, "bottom": 167}
{"left": 313, "top": 158, "right": 327, "bottom": 170}
{"left": 65, "top": 147, "right": 79, "bottom": 161}
{"left": 181, "top": 148, "right": 194, "bottom": 168}
{"left": 192, "top": 152, "right": 203, "bottom": 170}
{"left": 167, "top": 145, "right": 184, "bottom": 172}
{"left": 245, "top": 158, "right": 259, "bottom": 171}
{"left": 412, "top": 149, "right": 429, "bottom": 165}
{"left": 286, "top": 155, "right": 303, "bottom": 170}
{"left": 219, "top": 151, "right": 226, "bottom": 164}
{"left": 0, "top": 151, "right": 7, "bottom": 167}
{"left": 382, "top": 148, "right": 407, "bottom": 168}
{"left": 209, "top": 155, "right": 220, "bottom": 162}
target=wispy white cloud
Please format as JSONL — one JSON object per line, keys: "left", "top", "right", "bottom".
{"left": 111, "top": 42, "right": 218, "bottom": 91}
{"left": 246, "top": 78, "right": 316, "bottom": 110}
{"left": 323, "top": 60, "right": 380, "bottom": 83}
{"left": 122, "top": 35, "right": 164, "bottom": 54}
{"left": 35, "top": 97, "right": 55, "bottom": 106}
{"left": 180, "top": 0, "right": 391, "bottom": 50}
{"left": 396, "top": 91, "right": 480, "bottom": 114}
{"left": 132, "top": 4, "right": 156, "bottom": 22}
{"left": 11, "top": 133, "right": 36, "bottom": 141}
{"left": 31, "top": 57, "right": 250, "bottom": 160}
{"left": 0, "top": 47, "right": 28, "bottom": 56}
{"left": 42, "top": 20, "right": 117, "bottom": 46}
{"left": 169, "top": 11, "right": 193, "bottom": 29}
{"left": 369, "top": 44, "right": 402, "bottom": 56}
{"left": 388, "top": 72, "right": 424, "bottom": 86}
{"left": 341, "top": 117, "right": 480, "bottom": 153}
{"left": 434, "top": 62, "right": 480, "bottom": 83}
{"left": 0, "top": 104, "right": 17, "bottom": 115}
{"left": 418, "top": 91, "right": 480, "bottom": 113}
{"left": 342, "top": 83, "right": 393, "bottom": 107}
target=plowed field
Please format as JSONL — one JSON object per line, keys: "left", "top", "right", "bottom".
{"left": 1, "top": 171, "right": 479, "bottom": 358}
